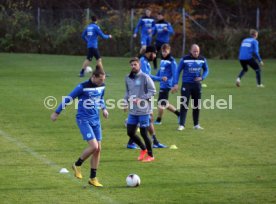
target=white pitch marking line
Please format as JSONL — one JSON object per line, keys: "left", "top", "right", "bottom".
{"left": 0, "top": 129, "right": 117, "bottom": 204}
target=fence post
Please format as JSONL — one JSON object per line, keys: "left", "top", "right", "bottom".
{"left": 256, "top": 7, "right": 260, "bottom": 30}
{"left": 182, "top": 8, "right": 186, "bottom": 56}
{"left": 37, "top": 7, "right": 40, "bottom": 32}
{"left": 86, "top": 8, "right": 90, "bottom": 24}
{"left": 130, "top": 8, "right": 134, "bottom": 56}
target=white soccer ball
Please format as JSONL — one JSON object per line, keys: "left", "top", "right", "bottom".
{"left": 85, "top": 66, "right": 93, "bottom": 74}
{"left": 126, "top": 174, "right": 141, "bottom": 187}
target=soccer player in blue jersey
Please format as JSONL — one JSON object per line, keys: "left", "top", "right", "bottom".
{"left": 133, "top": 8, "right": 155, "bottom": 55}
{"left": 124, "top": 57, "right": 156, "bottom": 162}
{"left": 51, "top": 68, "right": 108, "bottom": 187}
{"left": 79, "top": 16, "right": 112, "bottom": 77}
{"left": 152, "top": 11, "right": 174, "bottom": 69}
{"left": 127, "top": 46, "right": 167, "bottom": 149}
{"left": 172, "top": 44, "right": 209, "bottom": 131}
{"left": 154, "top": 44, "right": 180, "bottom": 125}
{"left": 236, "top": 29, "right": 264, "bottom": 87}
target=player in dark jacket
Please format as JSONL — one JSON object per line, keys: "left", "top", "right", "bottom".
{"left": 172, "top": 44, "right": 209, "bottom": 131}
{"left": 153, "top": 11, "right": 174, "bottom": 69}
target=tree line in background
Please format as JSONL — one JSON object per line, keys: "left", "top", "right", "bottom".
{"left": 0, "top": 0, "right": 275, "bottom": 58}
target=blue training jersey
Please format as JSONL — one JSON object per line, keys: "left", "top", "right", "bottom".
{"left": 82, "top": 23, "right": 110, "bottom": 48}
{"left": 134, "top": 16, "right": 155, "bottom": 37}
{"left": 55, "top": 80, "right": 106, "bottom": 121}
{"left": 174, "top": 54, "right": 209, "bottom": 84}
{"left": 156, "top": 55, "right": 177, "bottom": 89}
{"left": 140, "top": 56, "right": 161, "bottom": 81}
{"left": 153, "top": 19, "right": 174, "bottom": 44}
{"left": 239, "top": 37, "right": 262, "bottom": 62}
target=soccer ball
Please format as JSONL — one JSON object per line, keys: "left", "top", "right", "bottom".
{"left": 126, "top": 174, "right": 141, "bottom": 187}
{"left": 85, "top": 66, "right": 93, "bottom": 74}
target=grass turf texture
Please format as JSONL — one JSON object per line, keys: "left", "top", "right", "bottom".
{"left": 0, "top": 53, "right": 276, "bottom": 203}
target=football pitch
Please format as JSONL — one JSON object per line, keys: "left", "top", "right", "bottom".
{"left": 0, "top": 53, "right": 276, "bottom": 203}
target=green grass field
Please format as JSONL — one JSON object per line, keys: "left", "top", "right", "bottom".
{"left": 0, "top": 53, "right": 276, "bottom": 203}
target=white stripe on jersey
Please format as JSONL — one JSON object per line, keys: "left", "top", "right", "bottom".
{"left": 183, "top": 60, "right": 205, "bottom": 63}
{"left": 83, "top": 86, "right": 105, "bottom": 92}
{"left": 161, "top": 60, "right": 172, "bottom": 64}
{"left": 156, "top": 23, "right": 168, "bottom": 27}
{"left": 241, "top": 42, "right": 251, "bottom": 47}
{"left": 142, "top": 19, "right": 154, "bottom": 22}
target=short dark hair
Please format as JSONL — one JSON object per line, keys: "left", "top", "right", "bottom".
{"left": 129, "top": 57, "right": 140, "bottom": 64}
{"left": 92, "top": 68, "right": 105, "bottom": 77}
{"left": 158, "top": 11, "right": 164, "bottom": 16}
{"left": 91, "top": 16, "right": 97, "bottom": 22}
{"left": 161, "top": 43, "right": 171, "bottom": 51}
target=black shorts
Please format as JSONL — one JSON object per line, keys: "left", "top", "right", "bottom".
{"left": 158, "top": 88, "right": 170, "bottom": 106}
{"left": 239, "top": 59, "right": 260, "bottom": 71}
{"left": 155, "top": 41, "right": 164, "bottom": 53}
{"left": 87, "top": 47, "right": 100, "bottom": 61}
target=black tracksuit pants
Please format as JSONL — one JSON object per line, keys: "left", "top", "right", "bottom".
{"left": 179, "top": 82, "right": 201, "bottom": 126}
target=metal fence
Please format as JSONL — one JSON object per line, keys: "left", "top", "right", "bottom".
{"left": 1, "top": 7, "right": 275, "bottom": 58}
